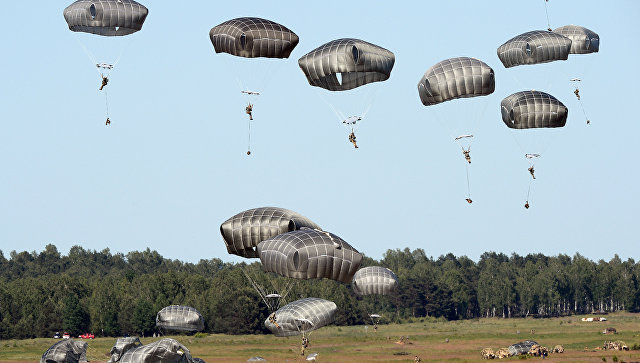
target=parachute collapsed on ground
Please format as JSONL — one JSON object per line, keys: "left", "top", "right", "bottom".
{"left": 298, "top": 38, "right": 395, "bottom": 91}
{"left": 497, "top": 31, "right": 572, "bottom": 68}
{"left": 257, "top": 229, "right": 362, "bottom": 283}
{"left": 108, "top": 337, "right": 142, "bottom": 363}
{"left": 264, "top": 298, "right": 337, "bottom": 337}
{"left": 508, "top": 340, "right": 538, "bottom": 356}
{"left": 156, "top": 305, "right": 205, "bottom": 332}
{"left": 41, "top": 339, "right": 88, "bottom": 363}
{"left": 351, "top": 266, "right": 398, "bottom": 296}
{"left": 209, "top": 17, "right": 299, "bottom": 59}
{"left": 501, "top": 91, "right": 568, "bottom": 129}
{"left": 119, "top": 338, "right": 194, "bottom": 363}
{"left": 220, "top": 207, "right": 321, "bottom": 258}
{"left": 63, "top": 0, "right": 148, "bottom": 36}
{"left": 418, "top": 57, "right": 495, "bottom": 106}
{"left": 553, "top": 25, "right": 599, "bottom": 54}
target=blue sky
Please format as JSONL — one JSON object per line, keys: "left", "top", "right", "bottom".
{"left": 1, "top": 1, "right": 638, "bottom": 264}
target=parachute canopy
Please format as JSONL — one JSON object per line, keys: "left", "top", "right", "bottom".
{"left": 351, "top": 266, "right": 399, "bottom": 296}
{"left": 501, "top": 91, "right": 568, "bottom": 129}
{"left": 63, "top": 0, "right": 148, "bottom": 36}
{"left": 257, "top": 229, "right": 363, "bottom": 283}
{"left": 120, "top": 338, "right": 194, "bottom": 363}
{"left": 553, "top": 25, "right": 600, "bottom": 54}
{"left": 156, "top": 305, "right": 204, "bottom": 332}
{"left": 41, "top": 339, "right": 87, "bottom": 363}
{"left": 109, "top": 337, "right": 142, "bottom": 363}
{"left": 298, "top": 38, "right": 395, "bottom": 91}
{"left": 418, "top": 57, "right": 495, "bottom": 106}
{"left": 220, "top": 207, "right": 321, "bottom": 258}
{"left": 209, "top": 17, "right": 298, "bottom": 59}
{"left": 508, "top": 340, "right": 538, "bottom": 356}
{"left": 497, "top": 31, "right": 571, "bottom": 68}
{"left": 264, "top": 297, "right": 337, "bottom": 337}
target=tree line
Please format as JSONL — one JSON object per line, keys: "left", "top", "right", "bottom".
{"left": 1, "top": 244, "right": 638, "bottom": 339}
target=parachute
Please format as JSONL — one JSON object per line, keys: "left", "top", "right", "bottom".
{"left": 209, "top": 17, "right": 299, "bottom": 59}
{"left": 41, "top": 339, "right": 87, "bottom": 363}
{"left": 264, "top": 297, "right": 337, "bottom": 337}
{"left": 501, "top": 91, "right": 568, "bottom": 129}
{"left": 257, "top": 228, "right": 363, "bottom": 283}
{"left": 220, "top": 207, "right": 321, "bottom": 258}
{"left": 501, "top": 91, "right": 567, "bottom": 208}
{"left": 508, "top": 340, "right": 538, "bottom": 356}
{"left": 64, "top": 0, "right": 149, "bottom": 125}
{"left": 120, "top": 338, "right": 194, "bottom": 363}
{"left": 108, "top": 337, "right": 142, "bottom": 363}
{"left": 63, "top": 0, "right": 149, "bottom": 36}
{"left": 553, "top": 25, "right": 599, "bottom": 54}
{"left": 418, "top": 57, "right": 495, "bottom": 203}
{"left": 418, "top": 57, "right": 495, "bottom": 106}
{"left": 156, "top": 305, "right": 205, "bottom": 332}
{"left": 351, "top": 266, "right": 398, "bottom": 296}
{"left": 497, "top": 30, "right": 571, "bottom": 68}
{"left": 298, "top": 38, "right": 394, "bottom": 91}
{"left": 209, "top": 18, "right": 299, "bottom": 155}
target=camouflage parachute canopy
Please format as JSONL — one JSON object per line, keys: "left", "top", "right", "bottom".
{"left": 351, "top": 266, "right": 398, "bottom": 296}
{"left": 220, "top": 207, "right": 321, "bottom": 258}
{"left": 298, "top": 38, "right": 395, "bottom": 91}
{"left": 501, "top": 91, "right": 568, "bottom": 129}
{"left": 108, "top": 337, "right": 142, "bottom": 363}
{"left": 257, "top": 228, "right": 362, "bottom": 283}
{"left": 120, "top": 338, "right": 194, "bottom": 363}
{"left": 508, "top": 340, "right": 538, "bottom": 356}
{"left": 264, "top": 297, "right": 337, "bottom": 337}
{"left": 209, "top": 17, "right": 299, "bottom": 58}
{"left": 156, "top": 305, "right": 204, "bottom": 332}
{"left": 497, "top": 31, "right": 571, "bottom": 68}
{"left": 41, "top": 339, "right": 87, "bottom": 363}
{"left": 553, "top": 25, "right": 600, "bottom": 54}
{"left": 63, "top": 0, "right": 149, "bottom": 36}
{"left": 418, "top": 57, "right": 495, "bottom": 106}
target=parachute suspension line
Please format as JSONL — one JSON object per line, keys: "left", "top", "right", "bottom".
{"left": 543, "top": 0, "right": 552, "bottom": 31}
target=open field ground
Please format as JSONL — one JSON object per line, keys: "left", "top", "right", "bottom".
{"left": 2, "top": 313, "right": 639, "bottom": 362}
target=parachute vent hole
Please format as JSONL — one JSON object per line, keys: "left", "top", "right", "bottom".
{"left": 89, "top": 4, "right": 96, "bottom": 19}
{"left": 240, "top": 34, "right": 247, "bottom": 48}
{"left": 525, "top": 43, "right": 531, "bottom": 56}
{"left": 352, "top": 46, "right": 359, "bottom": 63}
{"left": 288, "top": 220, "right": 296, "bottom": 232}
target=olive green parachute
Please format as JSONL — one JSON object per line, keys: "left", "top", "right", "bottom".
{"left": 553, "top": 25, "right": 600, "bottom": 54}
{"left": 108, "top": 337, "right": 142, "bottom": 363}
{"left": 220, "top": 207, "right": 321, "bottom": 258}
{"left": 41, "top": 339, "right": 87, "bottom": 363}
{"left": 120, "top": 338, "right": 194, "bottom": 363}
{"left": 501, "top": 91, "right": 568, "bottom": 129}
{"left": 209, "top": 17, "right": 299, "bottom": 59}
{"left": 156, "top": 305, "right": 204, "bottom": 332}
{"left": 418, "top": 57, "right": 495, "bottom": 106}
{"left": 264, "top": 297, "right": 337, "bottom": 337}
{"left": 351, "top": 266, "right": 398, "bottom": 296}
{"left": 497, "top": 31, "right": 571, "bottom": 68}
{"left": 257, "top": 229, "right": 362, "bottom": 283}
{"left": 298, "top": 38, "right": 395, "bottom": 91}
{"left": 63, "top": 0, "right": 148, "bottom": 36}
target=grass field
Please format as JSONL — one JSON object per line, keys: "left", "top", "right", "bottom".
{"left": 2, "top": 313, "right": 639, "bottom": 362}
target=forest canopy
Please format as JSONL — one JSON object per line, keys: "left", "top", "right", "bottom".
{"left": 0, "top": 245, "right": 638, "bottom": 339}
